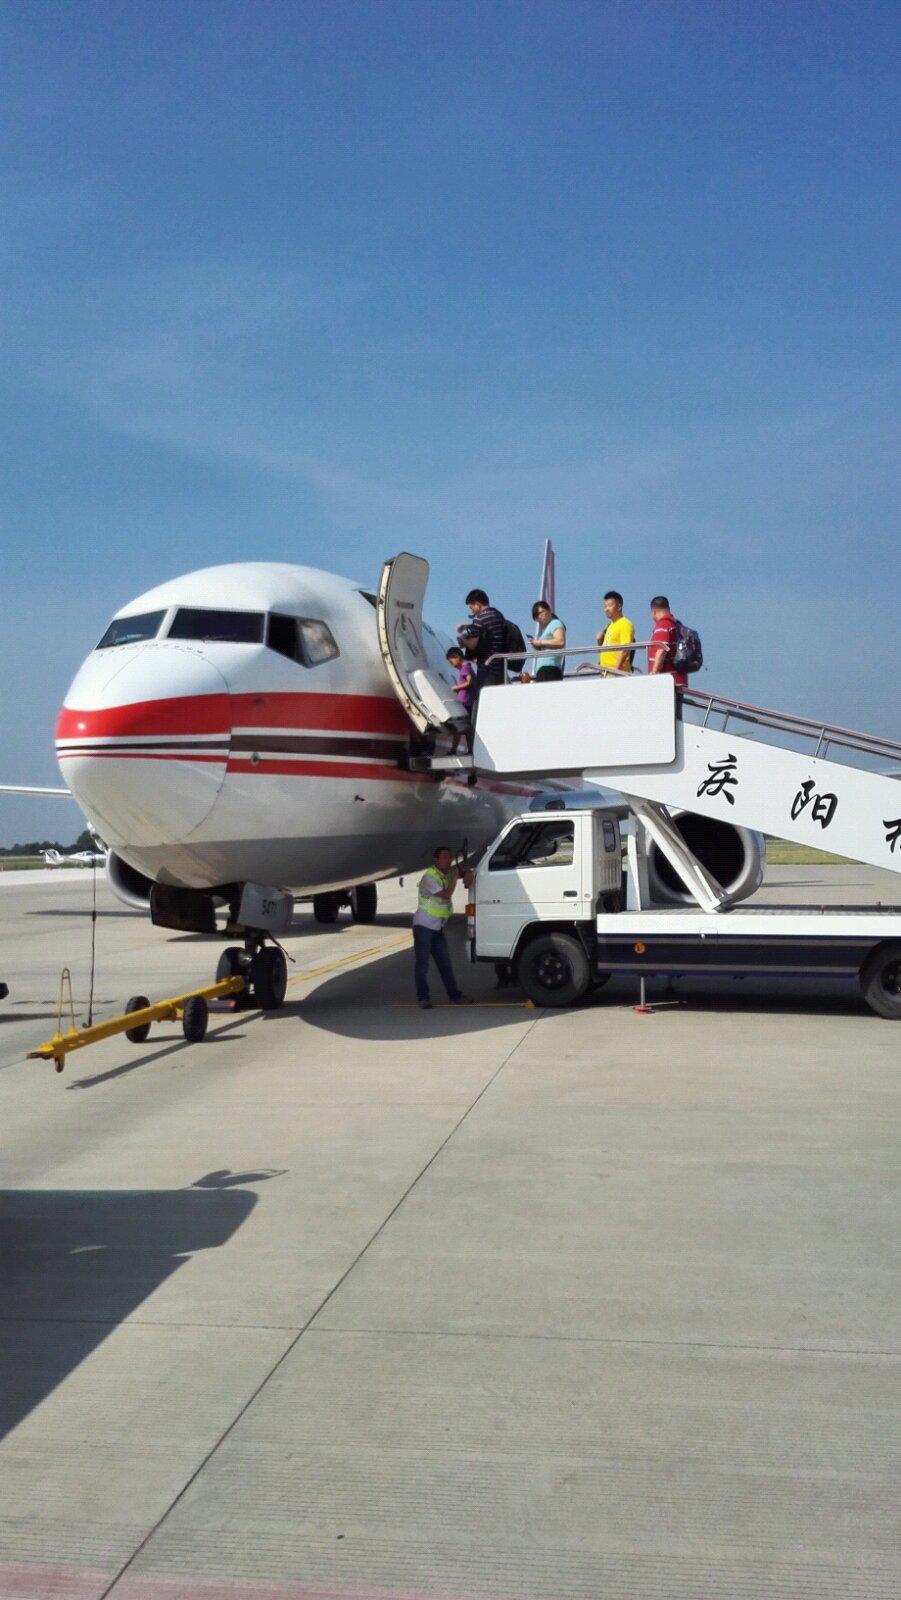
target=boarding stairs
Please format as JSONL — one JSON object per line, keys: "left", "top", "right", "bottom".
{"left": 375, "top": 553, "right": 901, "bottom": 889}
{"left": 415, "top": 666, "right": 901, "bottom": 884}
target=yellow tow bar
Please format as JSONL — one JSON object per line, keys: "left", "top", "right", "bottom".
{"left": 28, "top": 974, "right": 246, "bottom": 1072}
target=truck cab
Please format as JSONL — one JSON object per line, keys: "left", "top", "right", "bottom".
{"left": 468, "top": 807, "right": 622, "bottom": 1003}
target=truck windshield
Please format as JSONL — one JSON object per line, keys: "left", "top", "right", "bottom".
{"left": 489, "top": 819, "right": 574, "bottom": 870}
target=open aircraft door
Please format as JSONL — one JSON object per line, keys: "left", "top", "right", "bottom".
{"left": 377, "top": 553, "right": 464, "bottom": 734}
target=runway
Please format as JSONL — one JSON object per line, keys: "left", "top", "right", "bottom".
{"left": 1, "top": 866, "right": 898, "bottom": 1600}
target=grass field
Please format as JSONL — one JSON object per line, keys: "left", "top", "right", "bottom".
{"left": 0, "top": 856, "right": 85, "bottom": 871}
{"left": 764, "top": 839, "right": 851, "bottom": 866}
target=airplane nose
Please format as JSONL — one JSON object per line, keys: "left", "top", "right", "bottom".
{"left": 57, "top": 645, "right": 231, "bottom": 846}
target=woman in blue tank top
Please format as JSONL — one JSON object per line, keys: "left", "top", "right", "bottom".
{"left": 528, "top": 600, "right": 566, "bottom": 680}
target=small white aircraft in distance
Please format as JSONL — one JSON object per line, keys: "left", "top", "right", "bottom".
{"left": 42, "top": 846, "right": 108, "bottom": 868}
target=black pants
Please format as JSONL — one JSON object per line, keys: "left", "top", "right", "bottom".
{"left": 473, "top": 666, "right": 505, "bottom": 703}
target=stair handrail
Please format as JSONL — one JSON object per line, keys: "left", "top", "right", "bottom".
{"left": 485, "top": 642, "right": 651, "bottom": 670}
{"left": 682, "top": 689, "right": 901, "bottom": 763}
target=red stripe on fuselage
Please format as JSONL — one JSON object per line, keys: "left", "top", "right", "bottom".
{"left": 56, "top": 691, "right": 411, "bottom": 743}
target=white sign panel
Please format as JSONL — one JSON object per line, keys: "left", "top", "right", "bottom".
{"left": 586, "top": 722, "right": 901, "bottom": 877}
{"left": 473, "top": 675, "right": 677, "bottom": 775}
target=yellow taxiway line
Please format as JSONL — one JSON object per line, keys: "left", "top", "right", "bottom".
{"left": 286, "top": 933, "right": 412, "bottom": 989}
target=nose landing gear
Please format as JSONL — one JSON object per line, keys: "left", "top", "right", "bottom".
{"left": 216, "top": 934, "right": 288, "bottom": 1011}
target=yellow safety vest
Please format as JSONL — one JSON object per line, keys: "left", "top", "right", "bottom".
{"left": 417, "top": 866, "right": 452, "bottom": 922}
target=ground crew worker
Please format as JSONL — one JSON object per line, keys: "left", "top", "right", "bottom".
{"left": 412, "top": 847, "right": 472, "bottom": 1009}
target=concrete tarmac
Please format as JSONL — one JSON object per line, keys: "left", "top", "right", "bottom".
{"left": 1, "top": 865, "right": 898, "bottom": 1600}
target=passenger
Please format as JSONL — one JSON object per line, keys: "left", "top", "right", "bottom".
{"left": 524, "top": 599, "right": 566, "bottom": 681}
{"left": 446, "top": 645, "right": 474, "bottom": 752}
{"left": 412, "top": 846, "right": 473, "bottom": 1009}
{"left": 596, "top": 590, "right": 636, "bottom": 675}
{"left": 456, "top": 589, "right": 507, "bottom": 698}
{"left": 648, "top": 594, "right": 687, "bottom": 688}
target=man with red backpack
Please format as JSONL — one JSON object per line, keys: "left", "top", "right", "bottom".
{"left": 648, "top": 595, "right": 703, "bottom": 688}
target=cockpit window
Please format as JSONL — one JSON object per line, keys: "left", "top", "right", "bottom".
{"left": 168, "top": 608, "right": 265, "bottom": 644}
{"left": 96, "top": 610, "right": 166, "bottom": 648}
{"left": 267, "top": 613, "right": 340, "bottom": 668}
{"left": 300, "top": 618, "right": 340, "bottom": 665}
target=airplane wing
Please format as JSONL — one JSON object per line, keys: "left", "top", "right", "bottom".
{"left": 0, "top": 784, "right": 72, "bottom": 797}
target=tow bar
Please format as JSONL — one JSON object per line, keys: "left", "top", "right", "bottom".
{"left": 28, "top": 971, "right": 246, "bottom": 1072}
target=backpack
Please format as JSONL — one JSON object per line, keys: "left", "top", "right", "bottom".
{"left": 501, "top": 617, "right": 527, "bottom": 673}
{"left": 672, "top": 620, "right": 703, "bottom": 674}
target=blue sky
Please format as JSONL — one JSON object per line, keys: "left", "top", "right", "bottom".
{"left": 1, "top": 0, "right": 898, "bottom": 841}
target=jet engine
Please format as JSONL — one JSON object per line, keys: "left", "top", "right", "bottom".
{"left": 107, "top": 850, "right": 155, "bottom": 910}
{"left": 645, "top": 812, "right": 765, "bottom": 907}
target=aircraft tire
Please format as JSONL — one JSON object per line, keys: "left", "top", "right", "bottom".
{"left": 216, "top": 946, "right": 245, "bottom": 981}
{"left": 516, "top": 932, "right": 591, "bottom": 1007}
{"left": 125, "top": 995, "right": 151, "bottom": 1043}
{"left": 350, "top": 884, "right": 378, "bottom": 923}
{"left": 251, "top": 946, "right": 288, "bottom": 1010}
{"left": 182, "top": 995, "right": 209, "bottom": 1043}
{"left": 313, "top": 893, "right": 341, "bottom": 924}
{"left": 860, "top": 941, "right": 901, "bottom": 1020}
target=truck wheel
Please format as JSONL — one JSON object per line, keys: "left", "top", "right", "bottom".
{"left": 313, "top": 892, "right": 341, "bottom": 924}
{"left": 182, "top": 995, "right": 209, "bottom": 1042}
{"left": 517, "top": 932, "right": 591, "bottom": 1007}
{"left": 350, "top": 883, "right": 378, "bottom": 923}
{"left": 251, "top": 946, "right": 288, "bottom": 1010}
{"left": 124, "top": 995, "right": 151, "bottom": 1043}
{"left": 860, "top": 941, "right": 901, "bottom": 1020}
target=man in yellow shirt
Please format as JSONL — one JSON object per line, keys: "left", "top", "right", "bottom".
{"left": 597, "top": 590, "right": 636, "bottom": 673}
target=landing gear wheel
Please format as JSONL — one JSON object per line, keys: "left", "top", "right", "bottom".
{"left": 216, "top": 945, "right": 251, "bottom": 1008}
{"left": 124, "top": 995, "right": 151, "bottom": 1043}
{"left": 516, "top": 932, "right": 591, "bottom": 1008}
{"left": 349, "top": 883, "right": 378, "bottom": 923}
{"left": 216, "top": 946, "right": 245, "bottom": 981}
{"left": 251, "top": 945, "right": 288, "bottom": 1010}
{"left": 313, "top": 892, "right": 341, "bottom": 924}
{"left": 860, "top": 941, "right": 901, "bottom": 1020}
{"left": 182, "top": 995, "right": 209, "bottom": 1042}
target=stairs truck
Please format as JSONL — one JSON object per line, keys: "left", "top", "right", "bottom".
{"left": 376, "top": 553, "right": 901, "bottom": 1020}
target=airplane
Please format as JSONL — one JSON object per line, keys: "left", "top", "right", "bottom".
{"left": 42, "top": 847, "right": 108, "bottom": 868}
{"left": 46, "top": 549, "right": 762, "bottom": 1009}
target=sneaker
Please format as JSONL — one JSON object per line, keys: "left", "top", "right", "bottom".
{"left": 419, "top": 999, "right": 433, "bottom": 1010}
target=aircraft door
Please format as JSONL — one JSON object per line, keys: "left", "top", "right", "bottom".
{"left": 377, "top": 553, "right": 463, "bottom": 734}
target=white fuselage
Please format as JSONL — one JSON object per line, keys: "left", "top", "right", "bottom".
{"left": 57, "top": 563, "right": 521, "bottom": 895}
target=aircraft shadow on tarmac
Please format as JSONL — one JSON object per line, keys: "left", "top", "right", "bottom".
{"left": 266, "top": 933, "right": 872, "bottom": 1040}
{"left": 0, "top": 1170, "right": 277, "bottom": 1440}
{"left": 265, "top": 940, "right": 532, "bottom": 1042}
